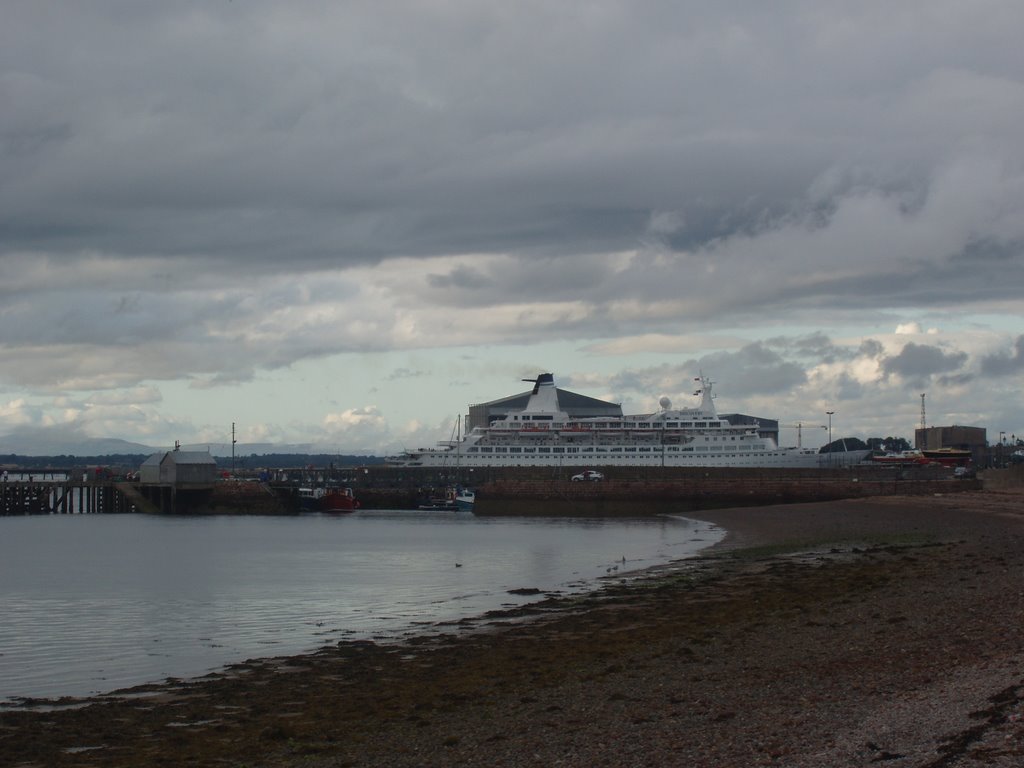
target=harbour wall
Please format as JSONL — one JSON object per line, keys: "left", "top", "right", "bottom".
{"left": 350, "top": 464, "right": 980, "bottom": 515}
{"left": 978, "top": 464, "right": 1024, "bottom": 490}
{"left": 1, "top": 463, "right": 986, "bottom": 516}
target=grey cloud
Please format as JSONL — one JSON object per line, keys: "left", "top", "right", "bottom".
{"left": 835, "top": 372, "right": 867, "bottom": 401}
{"left": 954, "top": 237, "right": 1024, "bottom": 265}
{"left": 387, "top": 368, "right": 425, "bottom": 381}
{"left": 2, "top": 2, "right": 1024, "bottom": 448}
{"left": 5, "top": 2, "right": 1021, "bottom": 274}
{"left": 426, "top": 265, "right": 493, "bottom": 291}
{"left": 189, "top": 370, "right": 258, "bottom": 390}
{"left": 981, "top": 335, "right": 1024, "bottom": 376}
{"left": 608, "top": 343, "right": 806, "bottom": 402}
{"left": 691, "top": 345, "right": 808, "bottom": 398}
{"left": 859, "top": 339, "right": 886, "bottom": 359}
{"left": 881, "top": 342, "right": 969, "bottom": 384}
{"left": 85, "top": 387, "right": 162, "bottom": 406}
{"left": 766, "top": 333, "right": 852, "bottom": 363}
{"left": 936, "top": 372, "right": 974, "bottom": 387}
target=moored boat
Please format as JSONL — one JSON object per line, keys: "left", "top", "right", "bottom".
{"left": 299, "top": 486, "right": 359, "bottom": 513}
{"left": 920, "top": 447, "right": 972, "bottom": 466}
{"left": 389, "top": 373, "right": 871, "bottom": 469}
{"left": 416, "top": 485, "right": 474, "bottom": 511}
{"left": 454, "top": 487, "right": 475, "bottom": 512}
{"left": 417, "top": 486, "right": 459, "bottom": 510}
{"left": 872, "top": 448, "right": 972, "bottom": 467}
{"left": 871, "top": 450, "right": 931, "bottom": 466}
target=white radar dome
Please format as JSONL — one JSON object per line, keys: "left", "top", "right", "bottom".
{"left": 659, "top": 396, "right": 672, "bottom": 410}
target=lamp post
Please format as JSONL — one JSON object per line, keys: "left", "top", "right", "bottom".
{"left": 826, "top": 411, "right": 834, "bottom": 466}
{"left": 999, "top": 431, "right": 1006, "bottom": 468}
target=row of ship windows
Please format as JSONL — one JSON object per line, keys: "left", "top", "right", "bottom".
{"left": 515, "top": 419, "right": 723, "bottom": 429}
{"left": 467, "top": 445, "right": 759, "bottom": 453}
{"left": 483, "top": 436, "right": 749, "bottom": 448}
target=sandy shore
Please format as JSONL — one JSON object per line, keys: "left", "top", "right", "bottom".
{"left": 2, "top": 490, "right": 1023, "bottom": 767}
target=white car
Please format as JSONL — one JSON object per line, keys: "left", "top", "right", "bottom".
{"left": 571, "top": 470, "right": 604, "bottom": 482}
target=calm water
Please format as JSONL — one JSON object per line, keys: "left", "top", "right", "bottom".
{"left": 0, "top": 510, "right": 722, "bottom": 704}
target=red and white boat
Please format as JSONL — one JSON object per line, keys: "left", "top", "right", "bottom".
{"left": 872, "top": 448, "right": 972, "bottom": 467}
{"left": 298, "top": 486, "right": 359, "bottom": 513}
{"left": 871, "top": 450, "right": 931, "bottom": 466}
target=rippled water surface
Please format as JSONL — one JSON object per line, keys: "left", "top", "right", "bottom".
{"left": 0, "top": 511, "right": 722, "bottom": 703}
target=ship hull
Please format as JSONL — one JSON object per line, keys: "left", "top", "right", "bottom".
{"left": 394, "top": 449, "right": 871, "bottom": 469}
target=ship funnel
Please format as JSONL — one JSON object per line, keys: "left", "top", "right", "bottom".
{"left": 523, "top": 373, "right": 555, "bottom": 395}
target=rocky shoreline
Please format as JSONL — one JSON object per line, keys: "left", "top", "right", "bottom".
{"left": 2, "top": 490, "right": 1023, "bottom": 767}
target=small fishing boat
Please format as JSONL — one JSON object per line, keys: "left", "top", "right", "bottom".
{"left": 298, "top": 486, "right": 359, "bottom": 513}
{"left": 454, "top": 487, "right": 475, "bottom": 512}
{"left": 417, "top": 485, "right": 474, "bottom": 511}
{"left": 417, "top": 486, "right": 459, "bottom": 511}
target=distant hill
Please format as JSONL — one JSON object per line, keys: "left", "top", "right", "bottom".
{"left": 0, "top": 426, "right": 395, "bottom": 472}
{"left": 0, "top": 432, "right": 389, "bottom": 465}
{"left": 0, "top": 433, "right": 156, "bottom": 457}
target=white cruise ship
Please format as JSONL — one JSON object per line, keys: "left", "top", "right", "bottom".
{"left": 391, "top": 374, "right": 870, "bottom": 469}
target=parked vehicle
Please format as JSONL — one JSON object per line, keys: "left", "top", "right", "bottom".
{"left": 571, "top": 470, "right": 604, "bottom": 482}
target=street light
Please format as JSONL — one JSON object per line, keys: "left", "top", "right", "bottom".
{"left": 826, "top": 411, "right": 835, "bottom": 466}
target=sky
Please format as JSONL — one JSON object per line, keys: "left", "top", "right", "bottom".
{"left": 2, "top": 0, "right": 1023, "bottom": 457}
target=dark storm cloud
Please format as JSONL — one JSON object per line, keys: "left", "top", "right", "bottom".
{"left": 4, "top": 0, "right": 1021, "bottom": 281}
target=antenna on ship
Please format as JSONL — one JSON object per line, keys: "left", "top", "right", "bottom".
{"left": 692, "top": 372, "right": 716, "bottom": 416}
{"left": 920, "top": 393, "right": 926, "bottom": 430}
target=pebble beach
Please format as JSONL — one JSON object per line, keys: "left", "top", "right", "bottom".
{"left": 2, "top": 489, "right": 1023, "bottom": 767}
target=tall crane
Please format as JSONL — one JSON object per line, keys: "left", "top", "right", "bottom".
{"left": 780, "top": 422, "right": 827, "bottom": 448}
